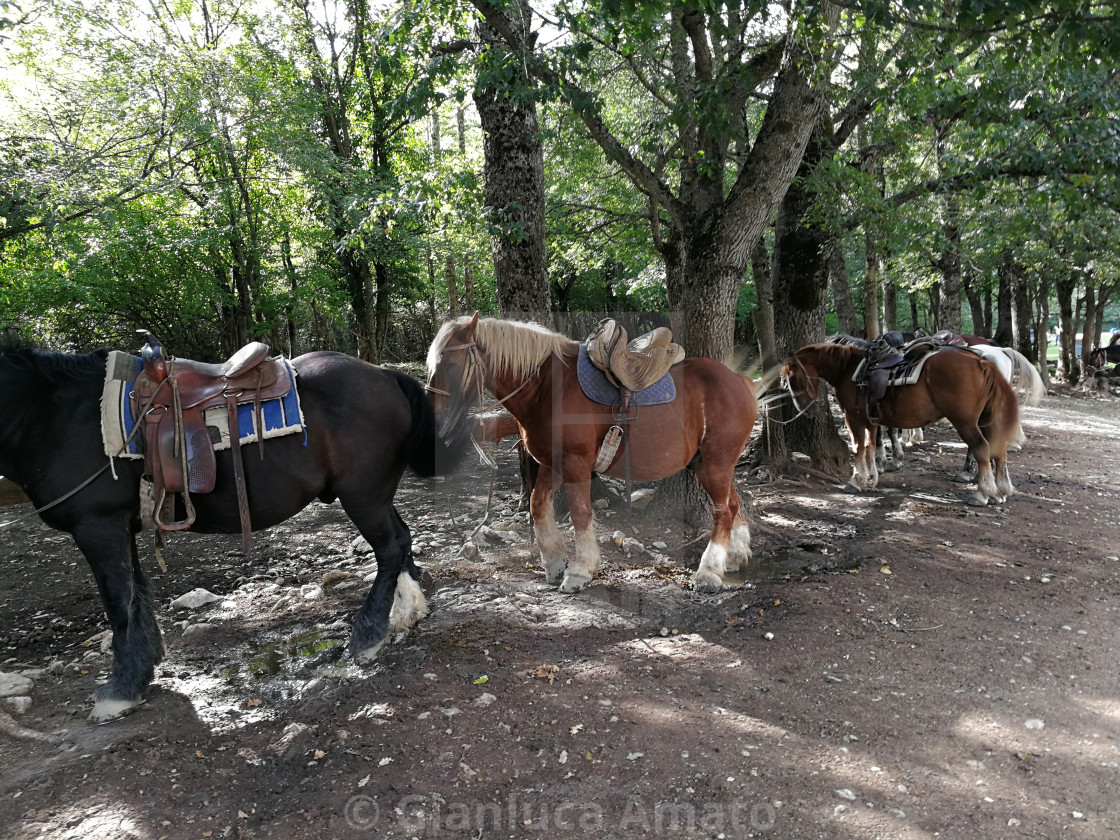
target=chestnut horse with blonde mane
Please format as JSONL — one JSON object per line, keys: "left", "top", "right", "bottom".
{"left": 426, "top": 314, "right": 758, "bottom": 593}
{"left": 781, "top": 343, "right": 1019, "bottom": 506}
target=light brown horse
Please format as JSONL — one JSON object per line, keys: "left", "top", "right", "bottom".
{"left": 426, "top": 314, "right": 758, "bottom": 593}
{"left": 780, "top": 343, "right": 1019, "bottom": 506}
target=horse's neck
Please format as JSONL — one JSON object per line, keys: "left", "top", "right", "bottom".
{"left": 807, "top": 346, "right": 858, "bottom": 386}
{"left": 488, "top": 352, "right": 557, "bottom": 419}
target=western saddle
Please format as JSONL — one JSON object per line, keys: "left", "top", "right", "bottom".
{"left": 584, "top": 319, "right": 685, "bottom": 490}
{"left": 130, "top": 331, "right": 292, "bottom": 553}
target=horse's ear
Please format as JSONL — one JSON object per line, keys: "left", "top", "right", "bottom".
{"left": 465, "top": 311, "right": 479, "bottom": 336}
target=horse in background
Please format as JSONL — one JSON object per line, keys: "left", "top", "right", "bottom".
{"left": 781, "top": 342, "right": 1019, "bottom": 506}
{"left": 426, "top": 313, "right": 758, "bottom": 594}
{"left": 824, "top": 333, "right": 1043, "bottom": 476}
{"left": 0, "top": 342, "right": 466, "bottom": 721}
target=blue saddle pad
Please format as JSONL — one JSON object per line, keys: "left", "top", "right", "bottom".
{"left": 576, "top": 345, "right": 677, "bottom": 406}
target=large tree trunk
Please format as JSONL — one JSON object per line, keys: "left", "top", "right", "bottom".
{"left": 763, "top": 117, "right": 851, "bottom": 477}
{"left": 475, "top": 3, "right": 550, "bottom": 324}
{"left": 934, "top": 122, "right": 963, "bottom": 335}
{"left": 1034, "top": 276, "right": 1050, "bottom": 389}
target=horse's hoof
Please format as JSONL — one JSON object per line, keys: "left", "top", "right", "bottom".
{"left": 842, "top": 483, "right": 862, "bottom": 494}
{"left": 543, "top": 561, "right": 567, "bottom": 585}
{"left": 89, "top": 695, "right": 143, "bottom": 723}
{"left": 953, "top": 472, "right": 976, "bottom": 484}
{"left": 351, "top": 636, "right": 388, "bottom": 665}
{"left": 692, "top": 573, "right": 723, "bottom": 595}
{"left": 965, "top": 494, "right": 989, "bottom": 507}
{"left": 882, "top": 462, "right": 901, "bottom": 473}
{"left": 558, "top": 572, "right": 591, "bottom": 593}
{"left": 1008, "top": 443, "right": 1022, "bottom": 452}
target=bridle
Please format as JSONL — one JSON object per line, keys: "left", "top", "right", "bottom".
{"left": 425, "top": 340, "right": 533, "bottom": 409}
{"left": 775, "top": 357, "right": 822, "bottom": 425}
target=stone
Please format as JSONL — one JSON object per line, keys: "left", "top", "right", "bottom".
{"left": 630, "top": 488, "right": 656, "bottom": 511}
{"left": 5, "top": 695, "right": 32, "bottom": 714}
{"left": 170, "top": 588, "right": 222, "bottom": 610}
{"left": 0, "top": 672, "right": 33, "bottom": 698}
{"left": 351, "top": 536, "right": 373, "bottom": 555}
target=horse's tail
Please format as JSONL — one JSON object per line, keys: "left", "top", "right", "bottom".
{"left": 390, "top": 370, "right": 469, "bottom": 477}
{"left": 999, "top": 347, "right": 1046, "bottom": 406}
{"left": 983, "top": 360, "right": 1020, "bottom": 455}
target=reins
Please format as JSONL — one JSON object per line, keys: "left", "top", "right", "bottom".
{"left": 0, "top": 376, "right": 170, "bottom": 531}
{"left": 768, "top": 357, "right": 822, "bottom": 425}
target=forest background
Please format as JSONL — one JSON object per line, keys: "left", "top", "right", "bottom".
{"left": 2, "top": 0, "right": 1118, "bottom": 470}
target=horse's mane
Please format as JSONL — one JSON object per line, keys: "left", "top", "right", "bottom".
{"left": 428, "top": 316, "right": 576, "bottom": 381}
{"left": 824, "top": 333, "right": 871, "bottom": 349}
{"left": 0, "top": 345, "right": 109, "bottom": 384}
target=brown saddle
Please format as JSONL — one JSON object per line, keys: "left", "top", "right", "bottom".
{"left": 130, "top": 331, "right": 292, "bottom": 553}
{"left": 585, "top": 319, "right": 685, "bottom": 393}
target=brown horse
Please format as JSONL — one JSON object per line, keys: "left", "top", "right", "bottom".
{"left": 426, "top": 314, "right": 758, "bottom": 593}
{"left": 780, "top": 343, "right": 1019, "bottom": 506}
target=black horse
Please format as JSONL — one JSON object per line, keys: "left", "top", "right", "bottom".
{"left": 1089, "top": 334, "right": 1120, "bottom": 369}
{"left": 0, "top": 342, "right": 465, "bottom": 721}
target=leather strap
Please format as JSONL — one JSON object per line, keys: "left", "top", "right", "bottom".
{"left": 226, "top": 393, "right": 253, "bottom": 554}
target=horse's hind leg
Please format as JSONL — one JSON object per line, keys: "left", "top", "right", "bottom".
{"left": 558, "top": 480, "right": 600, "bottom": 594}
{"left": 725, "top": 503, "right": 752, "bottom": 573}
{"left": 79, "top": 519, "right": 164, "bottom": 722}
{"left": 954, "top": 423, "right": 996, "bottom": 506}
{"left": 957, "top": 450, "right": 979, "bottom": 483}
{"left": 389, "top": 525, "right": 428, "bottom": 632}
{"left": 531, "top": 465, "right": 568, "bottom": 585}
{"left": 691, "top": 461, "right": 741, "bottom": 594}
{"left": 346, "top": 503, "right": 414, "bottom": 663}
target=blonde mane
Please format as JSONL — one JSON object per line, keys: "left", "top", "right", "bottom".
{"left": 427, "top": 316, "right": 576, "bottom": 382}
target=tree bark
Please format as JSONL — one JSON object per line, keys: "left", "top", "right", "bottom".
{"left": 1009, "top": 260, "right": 1034, "bottom": 362}
{"left": 445, "top": 256, "right": 459, "bottom": 317}
{"left": 829, "top": 243, "right": 858, "bottom": 336}
{"left": 751, "top": 238, "right": 779, "bottom": 370}
{"left": 1056, "top": 272, "right": 1078, "bottom": 383}
{"left": 475, "top": 2, "right": 550, "bottom": 324}
{"left": 863, "top": 237, "right": 881, "bottom": 339}
{"left": 934, "top": 123, "right": 963, "bottom": 335}
{"left": 962, "top": 271, "right": 986, "bottom": 337}
{"left": 882, "top": 274, "right": 897, "bottom": 333}
{"left": 994, "top": 265, "right": 1013, "bottom": 345}
{"left": 1079, "top": 279, "right": 1098, "bottom": 380}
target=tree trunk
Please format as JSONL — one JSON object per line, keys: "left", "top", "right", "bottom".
{"left": 994, "top": 263, "right": 1013, "bottom": 345}
{"left": 909, "top": 289, "right": 921, "bottom": 332}
{"left": 882, "top": 274, "right": 898, "bottom": 333}
{"left": 934, "top": 122, "right": 963, "bottom": 335}
{"left": 475, "top": 2, "right": 550, "bottom": 324}
{"left": 828, "top": 242, "right": 858, "bottom": 336}
{"left": 1080, "top": 280, "right": 1098, "bottom": 380}
{"left": 1009, "top": 261, "right": 1034, "bottom": 362}
{"left": 1056, "top": 272, "right": 1078, "bottom": 383}
{"left": 983, "top": 287, "right": 993, "bottom": 337}
{"left": 863, "top": 237, "right": 881, "bottom": 339}
{"left": 962, "top": 271, "right": 985, "bottom": 337}
{"left": 751, "top": 238, "right": 779, "bottom": 370}
{"left": 445, "top": 255, "right": 459, "bottom": 317}
{"left": 1034, "top": 276, "right": 1050, "bottom": 389}
{"left": 464, "top": 261, "right": 476, "bottom": 311}
{"left": 374, "top": 262, "right": 391, "bottom": 362}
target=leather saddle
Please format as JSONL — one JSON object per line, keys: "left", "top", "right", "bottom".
{"left": 859, "top": 330, "right": 968, "bottom": 419}
{"left": 130, "top": 331, "right": 292, "bottom": 553}
{"left": 585, "top": 319, "right": 685, "bottom": 393}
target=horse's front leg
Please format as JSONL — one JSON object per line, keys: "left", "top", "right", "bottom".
{"left": 76, "top": 518, "right": 164, "bottom": 723}
{"left": 846, "top": 424, "right": 873, "bottom": 489}
{"left": 530, "top": 464, "right": 567, "bottom": 585}
{"left": 558, "top": 479, "right": 600, "bottom": 594}
{"left": 347, "top": 504, "right": 416, "bottom": 663}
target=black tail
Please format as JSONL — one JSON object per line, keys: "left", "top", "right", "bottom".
{"left": 390, "top": 370, "right": 469, "bottom": 477}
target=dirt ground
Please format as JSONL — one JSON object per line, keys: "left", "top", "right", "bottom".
{"left": 1, "top": 388, "right": 1118, "bottom": 840}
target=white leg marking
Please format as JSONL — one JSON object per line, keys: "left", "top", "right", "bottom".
{"left": 693, "top": 541, "right": 728, "bottom": 594}
{"left": 978, "top": 468, "right": 999, "bottom": 500}
{"left": 996, "top": 464, "right": 1014, "bottom": 498}
{"left": 389, "top": 574, "right": 429, "bottom": 632}
{"left": 89, "top": 696, "right": 143, "bottom": 723}
{"left": 353, "top": 636, "right": 389, "bottom": 664}
{"left": 535, "top": 502, "right": 567, "bottom": 583}
{"left": 727, "top": 522, "right": 752, "bottom": 570}
{"left": 560, "top": 524, "right": 599, "bottom": 593}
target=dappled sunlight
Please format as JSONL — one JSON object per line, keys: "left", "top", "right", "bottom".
{"left": 12, "top": 801, "right": 151, "bottom": 840}
{"left": 954, "top": 707, "right": 1120, "bottom": 768}
{"left": 824, "top": 805, "right": 940, "bottom": 840}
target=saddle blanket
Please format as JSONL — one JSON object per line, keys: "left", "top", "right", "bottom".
{"left": 852, "top": 348, "right": 939, "bottom": 388}
{"left": 100, "top": 351, "right": 305, "bottom": 460}
{"left": 577, "top": 345, "right": 676, "bottom": 406}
